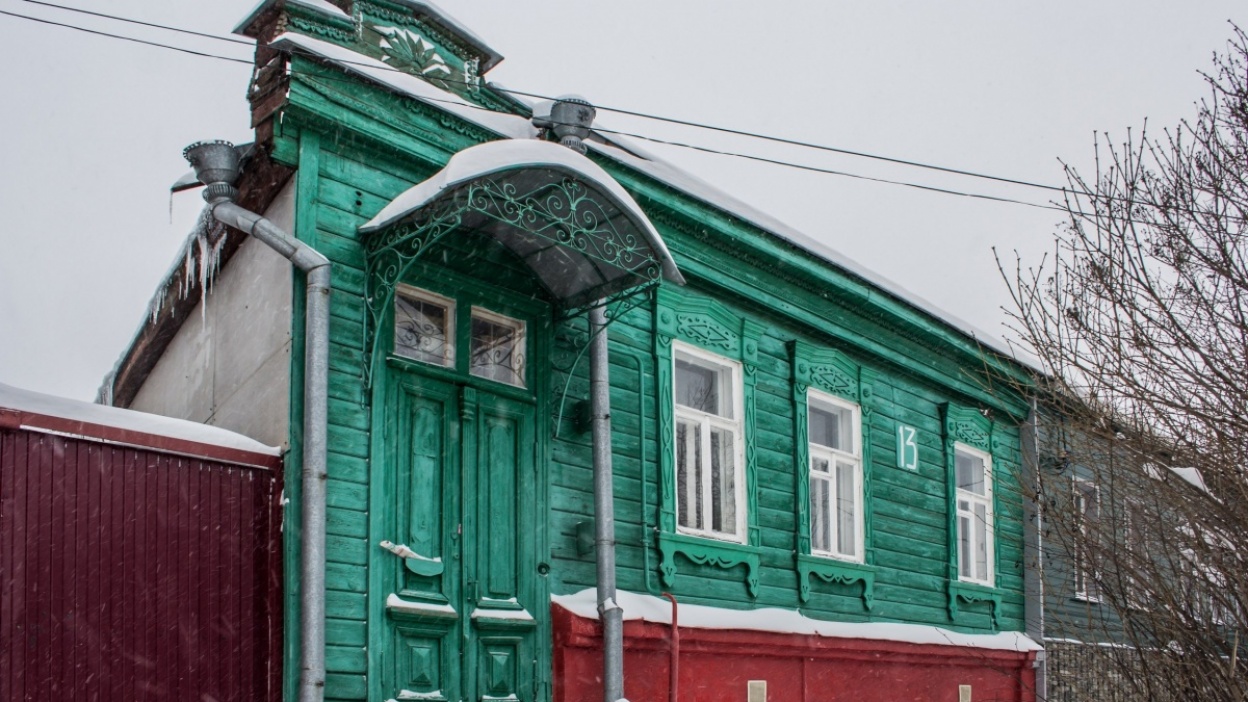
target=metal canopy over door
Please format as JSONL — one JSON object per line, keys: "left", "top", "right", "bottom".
{"left": 380, "top": 348, "right": 543, "bottom": 702}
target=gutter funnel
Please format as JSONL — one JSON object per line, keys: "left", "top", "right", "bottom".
{"left": 533, "top": 95, "right": 596, "bottom": 154}
{"left": 185, "top": 140, "right": 333, "bottom": 702}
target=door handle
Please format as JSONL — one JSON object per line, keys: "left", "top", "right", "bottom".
{"left": 379, "top": 540, "right": 445, "bottom": 577}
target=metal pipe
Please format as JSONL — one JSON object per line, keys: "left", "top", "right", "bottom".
{"left": 184, "top": 140, "right": 332, "bottom": 702}
{"left": 213, "top": 201, "right": 331, "bottom": 702}
{"left": 661, "top": 592, "right": 679, "bottom": 702}
{"left": 590, "top": 305, "right": 624, "bottom": 702}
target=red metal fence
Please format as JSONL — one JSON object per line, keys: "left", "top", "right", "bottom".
{"left": 1, "top": 427, "right": 282, "bottom": 701}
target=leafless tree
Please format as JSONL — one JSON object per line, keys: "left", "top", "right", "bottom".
{"left": 1002, "top": 23, "right": 1248, "bottom": 702}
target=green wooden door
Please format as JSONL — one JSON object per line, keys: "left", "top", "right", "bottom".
{"left": 380, "top": 370, "right": 541, "bottom": 702}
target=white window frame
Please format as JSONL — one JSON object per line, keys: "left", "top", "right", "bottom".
{"left": 393, "top": 284, "right": 456, "bottom": 368}
{"left": 673, "top": 341, "right": 746, "bottom": 543}
{"left": 955, "top": 443, "right": 995, "bottom": 586}
{"left": 1072, "top": 478, "right": 1101, "bottom": 601}
{"left": 807, "top": 389, "right": 864, "bottom": 562}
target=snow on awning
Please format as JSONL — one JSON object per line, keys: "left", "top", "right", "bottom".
{"left": 360, "top": 139, "right": 684, "bottom": 308}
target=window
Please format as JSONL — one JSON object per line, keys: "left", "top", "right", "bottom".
{"left": 470, "top": 307, "right": 526, "bottom": 387}
{"left": 1073, "top": 479, "right": 1100, "bottom": 600}
{"left": 674, "top": 343, "right": 744, "bottom": 540}
{"left": 808, "top": 391, "right": 863, "bottom": 561}
{"left": 394, "top": 285, "right": 454, "bottom": 367}
{"left": 955, "top": 444, "right": 994, "bottom": 584}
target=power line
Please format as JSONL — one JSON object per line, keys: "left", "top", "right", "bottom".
{"left": 9, "top": 0, "right": 1072, "bottom": 197}
{"left": 0, "top": 7, "right": 253, "bottom": 64}
{"left": 16, "top": 0, "right": 254, "bottom": 46}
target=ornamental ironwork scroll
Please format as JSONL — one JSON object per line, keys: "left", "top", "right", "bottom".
{"left": 363, "top": 173, "right": 665, "bottom": 388}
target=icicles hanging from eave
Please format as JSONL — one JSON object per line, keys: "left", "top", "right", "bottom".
{"left": 148, "top": 205, "right": 228, "bottom": 324}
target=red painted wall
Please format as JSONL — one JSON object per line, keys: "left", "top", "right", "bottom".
{"left": 553, "top": 606, "right": 1036, "bottom": 702}
{"left": 0, "top": 427, "right": 283, "bottom": 701}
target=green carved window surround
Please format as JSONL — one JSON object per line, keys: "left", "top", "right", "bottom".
{"left": 943, "top": 402, "right": 1005, "bottom": 627}
{"left": 789, "top": 340, "right": 878, "bottom": 609}
{"left": 654, "top": 286, "right": 764, "bottom": 597}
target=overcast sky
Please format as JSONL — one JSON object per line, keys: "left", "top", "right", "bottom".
{"left": 0, "top": 1, "right": 1241, "bottom": 401}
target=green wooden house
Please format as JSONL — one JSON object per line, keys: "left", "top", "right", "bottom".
{"left": 103, "top": 1, "right": 1043, "bottom": 700}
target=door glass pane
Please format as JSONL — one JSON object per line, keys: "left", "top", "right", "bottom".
{"left": 470, "top": 309, "right": 525, "bottom": 387}
{"left": 395, "top": 287, "right": 454, "bottom": 367}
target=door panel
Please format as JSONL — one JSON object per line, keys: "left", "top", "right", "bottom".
{"left": 384, "top": 372, "right": 539, "bottom": 702}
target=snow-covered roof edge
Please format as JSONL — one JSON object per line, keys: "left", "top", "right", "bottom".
{"left": 0, "top": 383, "right": 281, "bottom": 465}
{"left": 235, "top": 0, "right": 351, "bottom": 35}
{"left": 359, "top": 139, "right": 684, "bottom": 285}
{"left": 553, "top": 589, "right": 1041, "bottom": 653}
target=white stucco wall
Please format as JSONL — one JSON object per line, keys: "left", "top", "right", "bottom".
{"left": 129, "top": 181, "right": 295, "bottom": 449}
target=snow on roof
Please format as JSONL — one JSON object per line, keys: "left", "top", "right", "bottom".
{"left": 359, "top": 139, "right": 684, "bottom": 284}
{"left": 235, "top": 0, "right": 350, "bottom": 34}
{"left": 1170, "top": 466, "right": 1210, "bottom": 494}
{"left": 0, "top": 383, "right": 280, "bottom": 458}
{"left": 271, "top": 33, "right": 533, "bottom": 141}
{"left": 553, "top": 588, "right": 1041, "bottom": 652}
{"left": 584, "top": 134, "right": 1026, "bottom": 363}
{"left": 385, "top": 0, "right": 503, "bottom": 71}
{"left": 271, "top": 33, "right": 1030, "bottom": 366}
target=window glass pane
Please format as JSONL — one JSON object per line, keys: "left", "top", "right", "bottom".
{"left": 810, "top": 401, "right": 853, "bottom": 453}
{"left": 710, "top": 427, "right": 735, "bottom": 534}
{"left": 811, "top": 476, "right": 831, "bottom": 553}
{"left": 470, "top": 310, "right": 525, "bottom": 387}
{"left": 394, "top": 288, "right": 453, "bottom": 366}
{"left": 956, "top": 450, "right": 986, "bottom": 495}
{"left": 835, "top": 461, "right": 856, "bottom": 556}
{"left": 974, "top": 503, "right": 989, "bottom": 580}
{"left": 675, "top": 354, "right": 733, "bottom": 418}
{"left": 811, "top": 456, "right": 830, "bottom": 474}
{"left": 676, "top": 419, "right": 700, "bottom": 529}
{"left": 959, "top": 514, "right": 972, "bottom": 578}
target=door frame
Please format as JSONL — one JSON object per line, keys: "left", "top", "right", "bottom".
{"left": 366, "top": 267, "right": 554, "bottom": 702}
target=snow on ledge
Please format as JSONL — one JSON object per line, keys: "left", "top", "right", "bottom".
{"left": 553, "top": 588, "right": 1041, "bottom": 653}
{"left": 0, "top": 383, "right": 280, "bottom": 458}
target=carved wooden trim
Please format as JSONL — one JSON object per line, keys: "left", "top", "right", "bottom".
{"left": 796, "top": 554, "right": 876, "bottom": 610}
{"left": 658, "top": 532, "right": 761, "bottom": 598}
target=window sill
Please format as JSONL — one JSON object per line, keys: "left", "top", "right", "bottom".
{"left": 947, "top": 580, "right": 1002, "bottom": 628}
{"left": 796, "top": 554, "right": 875, "bottom": 609}
{"left": 658, "top": 531, "right": 760, "bottom": 598}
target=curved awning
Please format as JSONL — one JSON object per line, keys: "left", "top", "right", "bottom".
{"left": 360, "top": 139, "right": 684, "bottom": 309}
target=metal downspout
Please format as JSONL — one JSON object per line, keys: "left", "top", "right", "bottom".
{"left": 590, "top": 305, "right": 625, "bottom": 702}
{"left": 1023, "top": 397, "right": 1046, "bottom": 700}
{"left": 183, "top": 141, "right": 331, "bottom": 702}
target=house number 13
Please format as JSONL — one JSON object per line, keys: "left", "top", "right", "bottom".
{"left": 897, "top": 424, "right": 919, "bottom": 470}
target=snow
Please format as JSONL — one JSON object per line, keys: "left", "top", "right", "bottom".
{"left": 552, "top": 588, "right": 1041, "bottom": 652}
{"left": 1170, "top": 466, "right": 1210, "bottom": 494}
{"left": 385, "top": 593, "right": 457, "bottom": 616}
{"left": 391, "top": 690, "right": 445, "bottom": 701}
{"left": 359, "top": 139, "right": 684, "bottom": 284}
{"left": 584, "top": 136, "right": 1028, "bottom": 365}
{"left": 388, "top": 0, "right": 500, "bottom": 68}
{"left": 470, "top": 607, "right": 534, "bottom": 621}
{"left": 379, "top": 540, "right": 442, "bottom": 562}
{"left": 234, "top": 0, "right": 350, "bottom": 35}
{"left": 0, "top": 382, "right": 280, "bottom": 456}
{"left": 268, "top": 33, "right": 534, "bottom": 141}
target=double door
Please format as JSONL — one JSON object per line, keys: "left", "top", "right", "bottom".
{"left": 379, "top": 371, "right": 543, "bottom": 702}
